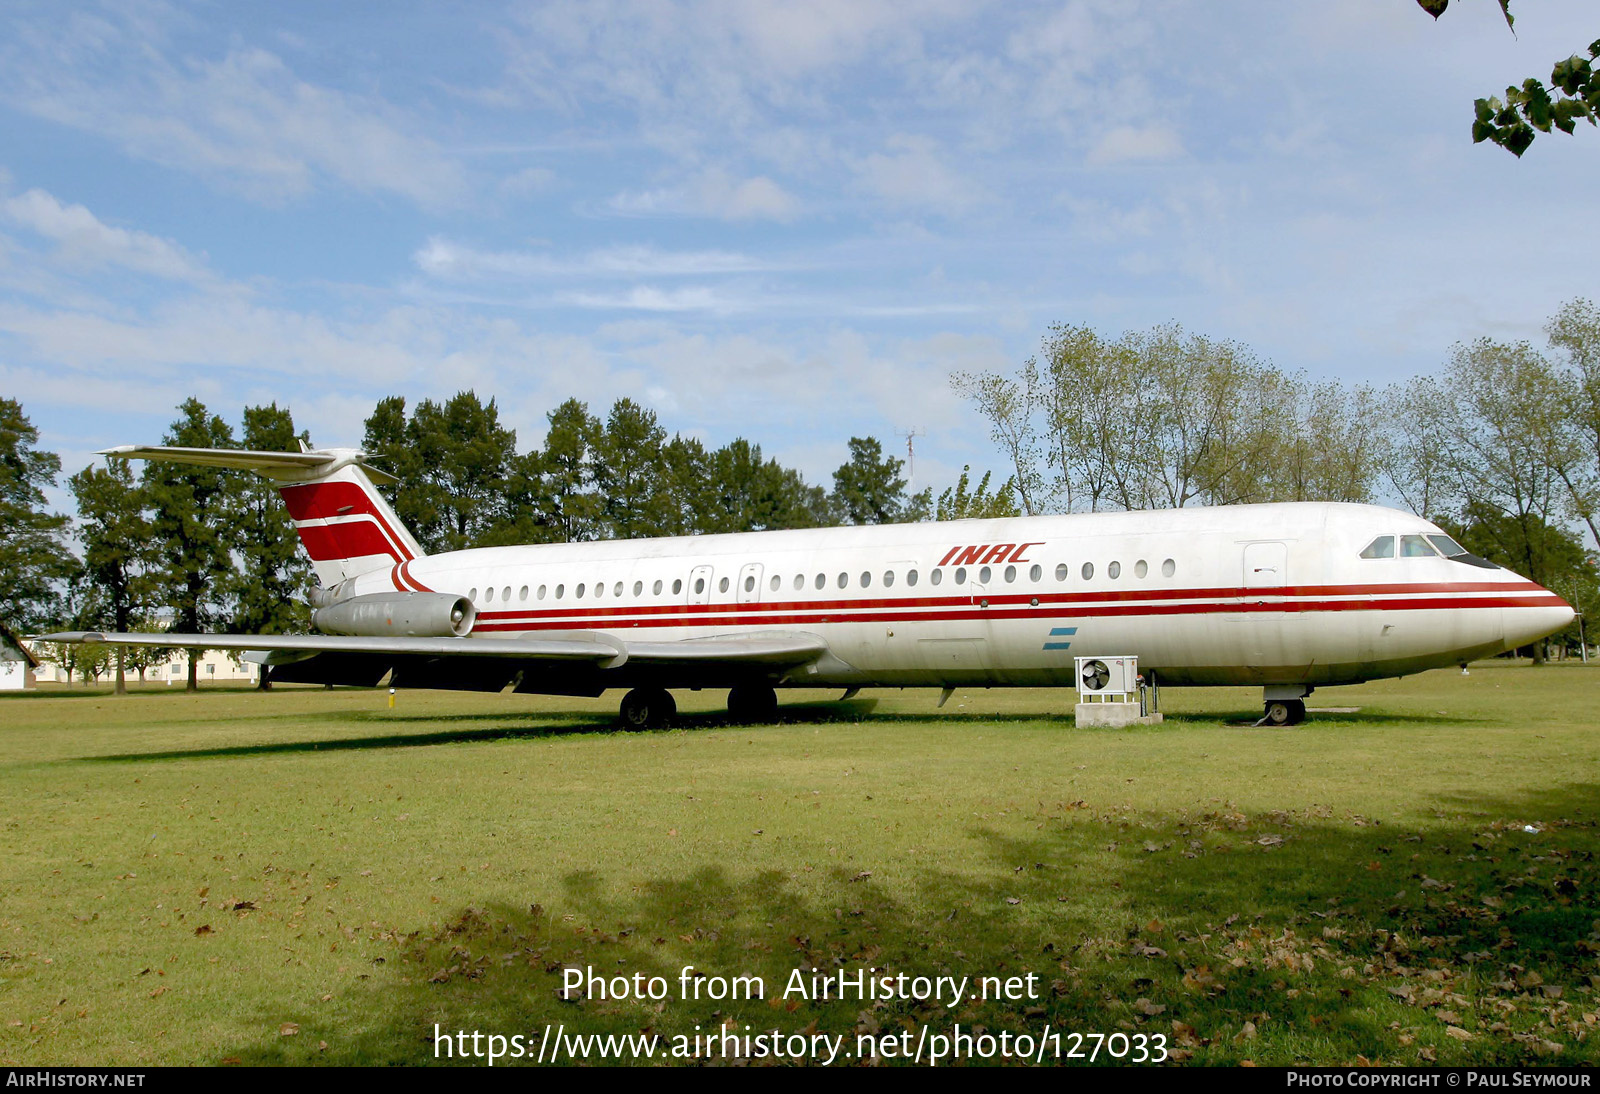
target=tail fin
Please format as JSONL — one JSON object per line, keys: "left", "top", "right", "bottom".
{"left": 102, "top": 445, "right": 425, "bottom": 586}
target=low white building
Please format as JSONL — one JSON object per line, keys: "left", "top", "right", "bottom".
{"left": 1, "top": 621, "right": 39, "bottom": 691}
{"left": 26, "top": 642, "right": 259, "bottom": 686}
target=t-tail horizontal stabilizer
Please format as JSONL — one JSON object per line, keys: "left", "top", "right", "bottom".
{"left": 101, "top": 445, "right": 422, "bottom": 586}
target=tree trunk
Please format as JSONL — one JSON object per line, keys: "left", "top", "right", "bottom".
{"left": 187, "top": 650, "right": 198, "bottom": 692}
{"left": 114, "top": 648, "right": 126, "bottom": 695}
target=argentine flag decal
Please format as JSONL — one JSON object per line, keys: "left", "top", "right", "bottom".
{"left": 1043, "top": 626, "right": 1077, "bottom": 651}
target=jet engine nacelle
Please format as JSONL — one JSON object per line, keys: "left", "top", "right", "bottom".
{"left": 311, "top": 592, "right": 475, "bottom": 638}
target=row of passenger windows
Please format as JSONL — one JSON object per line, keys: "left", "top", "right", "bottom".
{"left": 467, "top": 557, "right": 1179, "bottom": 605}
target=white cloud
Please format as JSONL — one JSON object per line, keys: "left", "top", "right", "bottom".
{"left": 1, "top": 13, "right": 466, "bottom": 207}
{"left": 1, "top": 188, "right": 210, "bottom": 282}
{"left": 608, "top": 167, "right": 800, "bottom": 222}
{"left": 414, "top": 238, "right": 776, "bottom": 280}
{"left": 1086, "top": 125, "right": 1184, "bottom": 167}
{"left": 855, "top": 134, "right": 984, "bottom": 213}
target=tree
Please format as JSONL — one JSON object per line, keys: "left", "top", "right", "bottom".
{"left": 540, "top": 399, "right": 604, "bottom": 542}
{"left": 230, "top": 404, "right": 312, "bottom": 686}
{"left": 830, "top": 437, "right": 929, "bottom": 525}
{"left": 69, "top": 459, "right": 155, "bottom": 694}
{"left": 145, "top": 399, "right": 237, "bottom": 692}
{"left": 935, "top": 466, "right": 1021, "bottom": 521}
{"left": 1546, "top": 297, "right": 1600, "bottom": 547}
{"left": 0, "top": 398, "right": 77, "bottom": 630}
{"left": 593, "top": 399, "right": 670, "bottom": 539}
{"left": 1415, "top": 1, "right": 1600, "bottom": 156}
{"left": 704, "top": 439, "right": 831, "bottom": 534}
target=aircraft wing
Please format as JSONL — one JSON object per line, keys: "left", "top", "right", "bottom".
{"left": 38, "top": 630, "right": 830, "bottom": 678}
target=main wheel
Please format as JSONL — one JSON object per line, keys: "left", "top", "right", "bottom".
{"left": 726, "top": 683, "right": 778, "bottom": 723}
{"left": 1262, "top": 699, "right": 1305, "bottom": 726}
{"left": 619, "top": 687, "right": 676, "bottom": 730}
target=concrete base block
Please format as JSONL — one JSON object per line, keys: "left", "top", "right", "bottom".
{"left": 1074, "top": 704, "right": 1165, "bottom": 727}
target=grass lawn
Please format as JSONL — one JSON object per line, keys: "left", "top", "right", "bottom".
{"left": 2, "top": 661, "right": 1598, "bottom": 1066}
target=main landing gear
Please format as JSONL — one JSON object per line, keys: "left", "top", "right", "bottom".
{"left": 726, "top": 683, "right": 778, "bottom": 723}
{"left": 619, "top": 687, "right": 676, "bottom": 730}
{"left": 1257, "top": 685, "right": 1312, "bottom": 727}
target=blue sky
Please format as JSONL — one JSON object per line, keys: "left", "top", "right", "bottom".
{"left": 3, "top": 0, "right": 1597, "bottom": 510}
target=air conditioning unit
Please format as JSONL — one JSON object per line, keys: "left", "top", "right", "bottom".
{"left": 1075, "top": 655, "right": 1139, "bottom": 702}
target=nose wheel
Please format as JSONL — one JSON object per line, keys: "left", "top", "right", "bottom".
{"left": 619, "top": 687, "right": 676, "bottom": 730}
{"left": 1260, "top": 699, "right": 1305, "bottom": 726}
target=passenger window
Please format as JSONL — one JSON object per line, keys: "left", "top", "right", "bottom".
{"left": 1162, "top": 558, "right": 1175, "bottom": 578}
{"left": 907, "top": 569, "right": 918, "bottom": 586}
{"left": 469, "top": 587, "right": 478, "bottom": 601}
{"left": 632, "top": 581, "right": 642, "bottom": 596}
{"left": 978, "top": 566, "right": 991, "bottom": 583}
{"left": 719, "top": 577, "right": 729, "bottom": 593}
{"left": 1401, "top": 535, "right": 1436, "bottom": 558}
{"left": 1029, "top": 564, "right": 1042, "bottom": 582}
{"left": 594, "top": 582, "right": 603, "bottom": 598}
{"left": 1082, "top": 562, "right": 1094, "bottom": 580}
{"left": 954, "top": 567, "right": 967, "bottom": 585}
{"left": 930, "top": 569, "right": 942, "bottom": 586}
{"left": 693, "top": 578, "right": 704, "bottom": 594}
{"left": 769, "top": 575, "right": 780, "bottom": 592}
{"left": 556, "top": 584, "right": 565, "bottom": 599}
{"left": 837, "top": 572, "right": 848, "bottom": 589}
{"left": 672, "top": 579, "right": 682, "bottom": 594}
{"left": 615, "top": 581, "right": 624, "bottom": 596}
{"left": 537, "top": 585, "right": 547, "bottom": 600}
{"left": 576, "top": 583, "right": 586, "bottom": 598}
{"left": 1004, "top": 565, "right": 1016, "bottom": 582}
{"left": 1359, "top": 536, "right": 1395, "bottom": 560}
{"left": 484, "top": 587, "right": 494, "bottom": 603}
{"left": 652, "top": 580, "right": 663, "bottom": 595}
{"left": 1134, "top": 560, "right": 1147, "bottom": 579}
{"left": 1056, "top": 563, "right": 1068, "bottom": 581}
{"left": 1108, "top": 562, "right": 1121, "bottom": 579}
{"left": 519, "top": 585, "right": 529, "bottom": 601}
{"left": 744, "top": 575, "right": 755, "bottom": 592}
{"left": 793, "top": 574, "right": 804, "bottom": 591}
{"left": 883, "top": 570, "right": 895, "bottom": 588}
{"left": 815, "top": 574, "right": 825, "bottom": 590}
{"left": 860, "top": 571, "right": 871, "bottom": 588}
{"left": 502, "top": 586, "right": 511, "bottom": 601}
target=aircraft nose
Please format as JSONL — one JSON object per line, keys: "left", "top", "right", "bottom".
{"left": 1502, "top": 589, "right": 1576, "bottom": 651}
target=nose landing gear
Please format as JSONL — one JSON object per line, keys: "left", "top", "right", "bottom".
{"left": 1257, "top": 685, "right": 1312, "bottom": 726}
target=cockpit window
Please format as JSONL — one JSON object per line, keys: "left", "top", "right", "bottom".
{"left": 1359, "top": 535, "right": 1394, "bottom": 559}
{"left": 1401, "top": 534, "right": 1437, "bottom": 558}
{"left": 1427, "top": 534, "right": 1467, "bottom": 558}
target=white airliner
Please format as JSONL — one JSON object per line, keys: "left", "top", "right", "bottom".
{"left": 45, "top": 445, "right": 1576, "bottom": 727}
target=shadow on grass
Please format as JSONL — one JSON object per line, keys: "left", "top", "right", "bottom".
{"left": 216, "top": 782, "right": 1600, "bottom": 1067}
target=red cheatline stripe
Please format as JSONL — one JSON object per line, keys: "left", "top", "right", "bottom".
{"left": 466, "top": 592, "right": 1565, "bottom": 632}
{"left": 400, "top": 559, "right": 434, "bottom": 593}
{"left": 455, "top": 579, "right": 1555, "bottom": 626}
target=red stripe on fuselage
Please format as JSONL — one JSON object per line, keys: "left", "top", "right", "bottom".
{"left": 456, "top": 583, "right": 1565, "bottom": 632}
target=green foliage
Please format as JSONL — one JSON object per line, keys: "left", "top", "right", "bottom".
{"left": 69, "top": 459, "right": 156, "bottom": 693}
{"left": 230, "top": 404, "right": 311, "bottom": 638}
{"left": 830, "top": 436, "right": 925, "bottom": 525}
{"left": 1418, "top": 0, "right": 1598, "bottom": 156}
{"left": 956, "top": 322, "right": 1382, "bottom": 513}
{"left": 935, "top": 465, "right": 1021, "bottom": 521}
{"left": 0, "top": 398, "right": 78, "bottom": 630}
{"left": 144, "top": 399, "right": 237, "bottom": 691}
